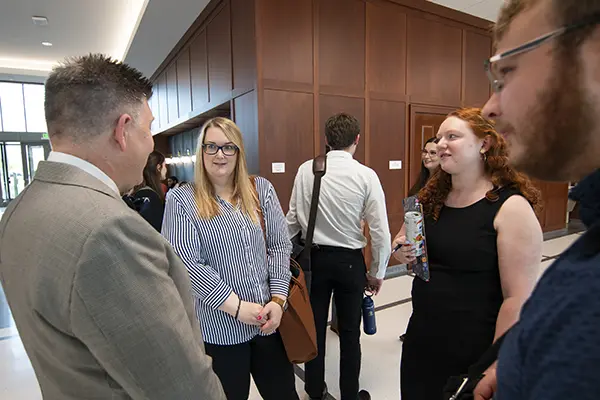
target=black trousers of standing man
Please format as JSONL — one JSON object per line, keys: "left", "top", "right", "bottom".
{"left": 305, "top": 245, "right": 367, "bottom": 400}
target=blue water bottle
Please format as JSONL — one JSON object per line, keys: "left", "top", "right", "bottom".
{"left": 362, "top": 292, "right": 377, "bottom": 335}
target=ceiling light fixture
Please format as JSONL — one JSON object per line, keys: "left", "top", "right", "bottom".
{"left": 42, "top": 42, "right": 53, "bottom": 47}
{"left": 32, "top": 16, "right": 49, "bottom": 26}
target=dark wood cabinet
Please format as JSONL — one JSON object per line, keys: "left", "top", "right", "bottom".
{"left": 207, "top": 3, "right": 232, "bottom": 104}
{"left": 176, "top": 48, "right": 192, "bottom": 119}
{"left": 190, "top": 31, "right": 209, "bottom": 110}
{"left": 157, "top": 73, "right": 168, "bottom": 130}
{"left": 231, "top": 0, "right": 256, "bottom": 92}
{"left": 166, "top": 63, "right": 179, "bottom": 124}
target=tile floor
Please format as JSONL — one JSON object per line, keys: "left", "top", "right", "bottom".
{"left": 0, "top": 231, "right": 582, "bottom": 400}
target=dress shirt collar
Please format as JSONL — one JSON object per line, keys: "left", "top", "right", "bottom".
{"left": 47, "top": 151, "right": 120, "bottom": 196}
{"left": 326, "top": 150, "right": 353, "bottom": 160}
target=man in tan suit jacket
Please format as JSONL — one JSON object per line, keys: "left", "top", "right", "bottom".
{"left": 0, "top": 54, "right": 225, "bottom": 399}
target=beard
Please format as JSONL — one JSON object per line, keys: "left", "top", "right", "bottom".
{"left": 508, "top": 55, "right": 595, "bottom": 181}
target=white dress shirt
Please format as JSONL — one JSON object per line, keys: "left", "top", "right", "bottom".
{"left": 47, "top": 151, "right": 120, "bottom": 196}
{"left": 286, "top": 150, "right": 392, "bottom": 279}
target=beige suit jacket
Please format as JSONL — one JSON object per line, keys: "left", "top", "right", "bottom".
{"left": 0, "top": 161, "right": 225, "bottom": 399}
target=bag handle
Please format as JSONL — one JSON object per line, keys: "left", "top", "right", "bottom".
{"left": 251, "top": 154, "right": 327, "bottom": 265}
{"left": 302, "top": 155, "right": 327, "bottom": 270}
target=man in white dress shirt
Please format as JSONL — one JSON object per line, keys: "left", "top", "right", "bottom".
{"left": 287, "top": 113, "right": 391, "bottom": 400}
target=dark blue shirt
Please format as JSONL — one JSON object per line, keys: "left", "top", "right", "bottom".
{"left": 497, "top": 169, "right": 600, "bottom": 400}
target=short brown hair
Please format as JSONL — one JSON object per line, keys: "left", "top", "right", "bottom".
{"left": 495, "top": 0, "right": 600, "bottom": 47}
{"left": 45, "top": 54, "right": 153, "bottom": 140}
{"left": 325, "top": 113, "right": 360, "bottom": 150}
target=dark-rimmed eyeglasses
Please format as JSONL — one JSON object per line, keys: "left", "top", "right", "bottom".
{"left": 484, "top": 13, "right": 600, "bottom": 92}
{"left": 202, "top": 143, "right": 239, "bottom": 156}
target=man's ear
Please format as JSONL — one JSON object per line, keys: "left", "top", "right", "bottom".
{"left": 354, "top": 134, "right": 361, "bottom": 145}
{"left": 114, "top": 113, "right": 133, "bottom": 152}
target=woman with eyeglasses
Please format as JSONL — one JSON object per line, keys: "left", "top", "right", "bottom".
{"left": 408, "top": 137, "right": 441, "bottom": 197}
{"left": 161, "top": 117, "right": 298, "bottom": 400}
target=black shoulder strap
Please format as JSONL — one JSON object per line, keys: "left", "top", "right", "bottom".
{"left": 304, "top": 155, "right": 327, "bottom": 256}
{"left": 467, "top": 328, "right": 511, "bottom": 378}
{"left": 448, "top": 327, "right": 512, "bottom": 400}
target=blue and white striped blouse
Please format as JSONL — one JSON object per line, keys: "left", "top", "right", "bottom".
{"left": 161, "top": 176, "right": 292, "bottom": 345}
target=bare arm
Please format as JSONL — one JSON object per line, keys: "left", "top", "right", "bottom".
{"left": 493, "top": 195, "right": 542, "bottom": 339}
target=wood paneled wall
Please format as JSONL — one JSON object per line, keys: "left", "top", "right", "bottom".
{"left": 150, "top": 0, "right": 568, "bottom": 235}
{"left": 256, "top": 0, "right": 493, "bottom": 237}
{"left": 149, "top": 0, "right": 259, "bottom": 173}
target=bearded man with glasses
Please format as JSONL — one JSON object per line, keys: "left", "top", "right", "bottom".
{"left": 476, "top": 1, "right": 600, "bottom": 399}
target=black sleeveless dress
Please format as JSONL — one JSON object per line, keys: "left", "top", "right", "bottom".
{"left": 400, "top": 187, "right": 521, "bottom": 400}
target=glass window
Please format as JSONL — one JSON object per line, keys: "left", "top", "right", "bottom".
{"left": 5, "top": 143, "right": 25, "bottom": 199}
{"left": 27, "top": 144, "right": 46, "bottom": 178}
{"left": 24, "top": 84, "right": 46, "bottom": 133}
{"left": 0, "top": 83, "right": 26, "bottom": 132}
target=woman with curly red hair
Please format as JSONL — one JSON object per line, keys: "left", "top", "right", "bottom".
{"left": 392, "top": 108, "right": 543, "bottom": 400}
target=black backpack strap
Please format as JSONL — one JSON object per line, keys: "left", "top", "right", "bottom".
{"left": 448, "top": 328, "right": 512, "bottom": 400}
{"left": 302, "top": 154, "right": 327, "bottom": 272}
{"left": 468, "top": 329, "right": 509, "bottom": 377}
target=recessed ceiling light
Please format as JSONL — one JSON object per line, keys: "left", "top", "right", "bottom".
{"left": 32, "top": 16, "right": 49, "bottom": 26}
{"left": 42, "top": 42, "right": 53, "bottom": 47}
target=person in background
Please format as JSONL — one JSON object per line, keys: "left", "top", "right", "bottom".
{"left": 475, "top": 1, "right": 600, "bottom": 399}
{"left": 132, "top": 150, "right": 167, "bottom": 232}
{"left": 393, "top": 108, "right": 542, "bottom": 400}
{"left": 162, "top": 117, "right": 299, "bottom": 400}
{"left": 399, "top": 136, "right": 441, "bottom": 341}
{"left": 408, "top": 136, "right": 441, "bottom": 196}
{"left": 0, "top": 54, "right": 225, "bottom": 400}
{"left": 167, "top": 175, "right": 179, "bottom": 190}
{"left": 287, "top": 113, "right": 391, "bottom": 400}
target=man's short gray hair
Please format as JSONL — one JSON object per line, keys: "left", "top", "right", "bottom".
{"left": 44, "top": 53, "right": 153, "bottom": 141}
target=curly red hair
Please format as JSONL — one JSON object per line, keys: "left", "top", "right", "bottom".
{"left": 419, "top": 107, "right": 542, "bottom": 220}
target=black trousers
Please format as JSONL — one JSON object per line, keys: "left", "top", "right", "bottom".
{"left": 205, "top": 332, "right": 299, "bottom": 400}
{"left": 305, "top": 246, "right": 366, "bottom": 400}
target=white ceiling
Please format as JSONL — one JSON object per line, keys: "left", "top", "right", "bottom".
{"left": 429, "top": 0, "right": 505, "bottom": 22}
{"left": 0, "top": 0, "right": 208, "bottom": 83}
{"left": 0, "top": 0, "right": 501, "bottom": 84}
{"left": 124, "top": 0, "right": 210, "bottom": 78}
{"left": 0, "top": 0, "right": 148, "bottom": 79}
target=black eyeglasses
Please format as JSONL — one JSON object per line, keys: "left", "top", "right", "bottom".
{"left": 485, "top": 13, "right": 600, "bottom": 92}
{"left": 202, "top": 143, "right": 239, "bottom": 156}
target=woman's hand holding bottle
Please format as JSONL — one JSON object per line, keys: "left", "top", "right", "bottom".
{"left": 392, "top": 235, "right": 416, "bottom": 264}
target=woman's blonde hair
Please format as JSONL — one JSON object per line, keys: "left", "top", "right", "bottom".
{"left": 194, "top": 117, "right": 259, "bottom": 223}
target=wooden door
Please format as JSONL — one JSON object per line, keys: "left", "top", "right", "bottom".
{"left": 532, "top": 180, "right": 569, "bottom": 232}
{"left": 408, "top": 105, "right": 455, "bottom": 193}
